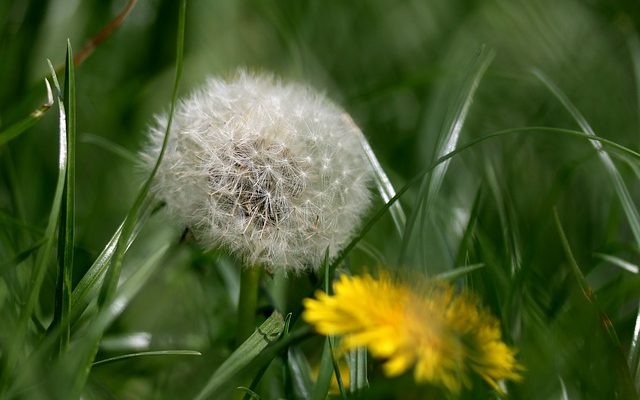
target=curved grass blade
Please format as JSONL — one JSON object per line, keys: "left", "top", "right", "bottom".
{"left": 92, "top": 349, "right": 201, "bottom": 367}
{"left": 0, "top": 79, "right": 53, "bottom": 146}
{"left": 344, "top": 114, "right": 406, "bottom": 236}
{"left": 52, "top": 40, "right": 76, "bottom": 353}
{"left": 97, "top": 0, "right": 186, "bottom": 308}
{"left": 536, "top": 71, "right": 640, "bottom": 386}
{"left": 399, "top": 47, "right": 495, "bottom": 270}
{"left": 534, "top": 71, "right": 640, "bottom": 248}
{"left": 327, "top": 126, "right": 640, "bottom": 273}
{"left": 193, "top": 311, "right": 285, "bottom": 400}
{"left": 553, "top": 209, "right": 618, "bottom": 343}
{"left": 0, "top": 66, "right": 68, "bottom": 394}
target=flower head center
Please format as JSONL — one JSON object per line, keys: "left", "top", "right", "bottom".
{"left": 208, "top": 139, "right": 306, "bottom": 231}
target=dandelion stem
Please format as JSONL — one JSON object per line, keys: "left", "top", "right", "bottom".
{"left": 236, "top": 267, "right": 262, "bottom": 346}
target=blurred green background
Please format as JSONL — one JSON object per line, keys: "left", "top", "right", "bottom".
{"left": 2, "top": 0, "right": 640, "bottom": 398}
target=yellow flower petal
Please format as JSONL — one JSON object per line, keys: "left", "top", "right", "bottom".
{"left": 302, "top": 273, "right": 523, "bottom": 394}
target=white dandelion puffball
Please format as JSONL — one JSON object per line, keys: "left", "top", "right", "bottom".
{"left": 142, "top": 71, "right": 372, "bottom": 272}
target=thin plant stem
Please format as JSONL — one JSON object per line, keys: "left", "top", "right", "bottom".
{"left": 236, "top": 267, "right": 262, "bottom": 346}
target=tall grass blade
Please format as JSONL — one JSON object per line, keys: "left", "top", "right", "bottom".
{"left": 97, "top": 0, "right": 186, "bottom": 307}
{"left": 52, "top": 40, "right": 76, "bottom": 352}
{"left": 537, "top": 71, "right": 640, "bottom": 386}
{"left": 311, "top": 337, "right": 337, "bottom": 400}
{"left": 0, "top": 79, "right": 53, "bottom": 146}
{"left": 534, "top": 71, "right": 640, "bottom": 248}
{"left": 193, "top": 311, "right": 285, "bottom": 400}
{"left": 0, "top": 66, "right": 68, "bottom": 393}
{"left": 400, "top": 47, "right": 494, "bottom": 269}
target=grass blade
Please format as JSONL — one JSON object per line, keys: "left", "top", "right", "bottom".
{"left": 348, "top": 347, "right": 368, "bottom": 394}
{"left": 70, "top": 199, "right": 155, "bottom": 326}
{"left": 92, "top": 349, "right": 201, "bottom": 367}
{"left": 435, "top": 263, "right": 485, "bottom": 281}
{"left": 400, "top": 47, "right": 495, "bottom": 269}
{"left": 327, "top": 125, "right": 640, "bottom": 274}
{"left": 0, "top": 67, "right": 68, "bottom": 393}
{"left": 193, "top": 311, "right": 285, "bottom": 400}
{"left": 287, "top": 346, "right": 314, "bottom": 399}
{"left": 52, "top": 40, "right": 76, "bottom": 352}
{"left": 97, "top": 0, "right": 186, "bottom": 308}
{"left": 310, "top": 337, "right": 337, "bottom": 400}
{"left": 536, "top": 71, "right": 640, "bottom": 386}
{"left": 0, "top": 79, "right": 53, "bottom": 146}
{"left": 60, "top": 243, "right": 170, "bottom": 399}
{"left": 345, "top": 113, "right": 406, "bottom": 235}
{"left": 534, "top": 71, "right": 640, "bottom": 248}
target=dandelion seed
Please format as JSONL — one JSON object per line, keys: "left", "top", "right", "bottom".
{"left": 303, "top": 274, "right": 522, "bottom": 394}
{"left": 141, "top": 71, "right": 372, "bottom": 272}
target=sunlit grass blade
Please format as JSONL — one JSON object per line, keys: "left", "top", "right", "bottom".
{"left": 97, "top": 0, "right": 185, "bottom": 308}
{"left": 0, "top": 79, "right": 53, "bottom": 146}
{"left": 346, "top": 113, "right": 406, "bottom": 236}
{"left": 81, "top": 133, "right": 138, "bottom": 163}
{"left": 92, "top": 349, "right": 201, "bottom": 367}
{"left": 0, "top": 66, "right": 68, "bottom": 393}
{"left": 400, "top": 47, "right": 494, "bottom": 269}
{"left": 52, "top": 40, "right": 76, "bottom": 353}
{"left": 595, "top": 253, "right": 639, "bottom": 274}
{"left": 193, "top": 311, "right": 285, "bottom": 400}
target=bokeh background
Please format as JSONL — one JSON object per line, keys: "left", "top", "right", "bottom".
{"left": 2, "top": 0, "right": 640, "bottom": 398}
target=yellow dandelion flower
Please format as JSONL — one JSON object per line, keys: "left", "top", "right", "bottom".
{"left": 302, "top": 273, "right": 522, "bottom": 394}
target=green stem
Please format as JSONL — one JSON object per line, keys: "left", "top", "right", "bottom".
{"left": 236, "top": 267, "right": 261, "bottom": 346}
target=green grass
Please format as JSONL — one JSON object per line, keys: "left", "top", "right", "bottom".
{"left": 2, "top": 0, "right": 640, "bottom": 399}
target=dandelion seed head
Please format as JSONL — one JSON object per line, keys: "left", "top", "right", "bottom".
{"left": 141, "top": 71, "right": 372, "bottom": 272}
